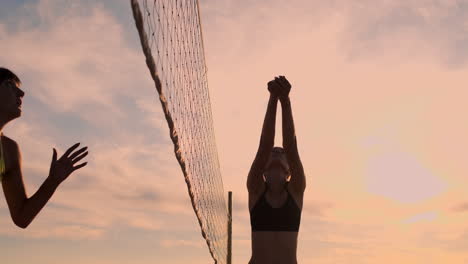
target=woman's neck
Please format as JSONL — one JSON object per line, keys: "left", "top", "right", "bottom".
{"left": 0, "top": 118, "right": 7, "bottom": 135}
{"left": 0, "top": 113, "right": 11, "bottom": 134}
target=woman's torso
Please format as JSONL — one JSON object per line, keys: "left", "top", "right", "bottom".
{"left": 249, "top": 231, "right": 298, "bottom": 264}
{"left": 248, "top": 185, "right": 303, "bottom": 264}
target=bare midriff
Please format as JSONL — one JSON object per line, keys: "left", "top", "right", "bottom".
{"left": 249, "top": 231, "right": 298, "bottom": 264}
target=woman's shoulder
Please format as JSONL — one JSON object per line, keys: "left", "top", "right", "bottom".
{"left": 1, "top": 135, "right": 20, "bottom": 157}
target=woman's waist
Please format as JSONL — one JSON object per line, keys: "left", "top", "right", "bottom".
{"left": 251, "top": 231, "right": 298, "bottom": 262}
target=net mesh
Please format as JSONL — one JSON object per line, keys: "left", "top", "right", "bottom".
{"left": 130, "top": 0, "right": 228, "bottom": 263}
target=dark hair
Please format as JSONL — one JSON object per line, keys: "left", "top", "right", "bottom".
{"left": 0, "top": 68, "right": 21, "bottom": 85}
{"left": 272, "top": 146, "right": 285, "bottom": 153}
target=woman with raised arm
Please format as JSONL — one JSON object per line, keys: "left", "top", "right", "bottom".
{"left": 247, "top": 76, "right": 306, "bottom": 264}
{"left": 0, "top": 68, "right": 88, "bottom": 228}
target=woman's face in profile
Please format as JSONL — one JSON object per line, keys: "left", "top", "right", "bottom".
{"left": 0, "top": 80, "right": 24, "bottom": 119}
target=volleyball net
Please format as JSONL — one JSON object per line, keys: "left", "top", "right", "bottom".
{"left": 130, "top": 0, "right": 230, "bottom": 263}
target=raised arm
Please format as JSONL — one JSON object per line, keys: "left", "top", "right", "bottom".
{"left": 247, "top": 88, "right": 279, "bottom": 194}
{"left": 277, "top": 76, "right": 306, "bottom": 193}
{"left": 2, "top": 140, "right": 88, "bottom": 228}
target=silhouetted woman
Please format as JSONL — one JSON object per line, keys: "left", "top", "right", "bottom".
{"left": 247, "top": 76, "right": 306, "bottom": 264}
{"left": 0, "top": 68, "right": 88, "bottom": 228}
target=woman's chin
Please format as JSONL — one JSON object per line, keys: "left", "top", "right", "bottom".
{"left": 8, "top": 108, "right": 22, "bottom": 120}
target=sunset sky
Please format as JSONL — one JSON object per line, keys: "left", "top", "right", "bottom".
{"left": 2, "top": 0, "right": 468, "bottom": 263}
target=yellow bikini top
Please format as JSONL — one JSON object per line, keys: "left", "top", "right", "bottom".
{"left": 0, "top": 133, "right": 5, "bottom": 181}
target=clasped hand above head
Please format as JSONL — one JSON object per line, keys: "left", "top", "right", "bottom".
{"left": 267, "top": 75, "right": 291, "bottom": 100}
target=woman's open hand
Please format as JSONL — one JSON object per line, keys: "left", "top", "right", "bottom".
{"left": 48, "top": 143, "right": 88, "bottom": 184}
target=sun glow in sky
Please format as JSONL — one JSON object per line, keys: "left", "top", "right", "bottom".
{"left": 2, "top": 0, "right": 468, "bottom": 263}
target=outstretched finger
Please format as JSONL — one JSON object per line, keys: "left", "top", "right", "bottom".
{"left": 69, "top": 146, "right": 88, "bottom": 160}
{"left": 63, "top": 143, "right": 81, "bottom": 158}
{"left": 51, "top": 148, "right": 57, "bottom": 166}
{"left": 72, "top": 162, "right": 88, "bottom": 171}
{"left": 72, "top": 151, "right": 88, "bottom": 164}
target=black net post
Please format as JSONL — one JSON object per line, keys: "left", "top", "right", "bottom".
{"left": 227, "top": 191, "right": 232, "bottom": 264}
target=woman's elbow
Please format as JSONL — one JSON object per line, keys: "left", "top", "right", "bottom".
{"left": 12, "top": 215, "right": 29, "bottom": 229}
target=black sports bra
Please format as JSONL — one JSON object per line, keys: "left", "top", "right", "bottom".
{"left": 250, "top": 187, "right": 302, "bottom": 232}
